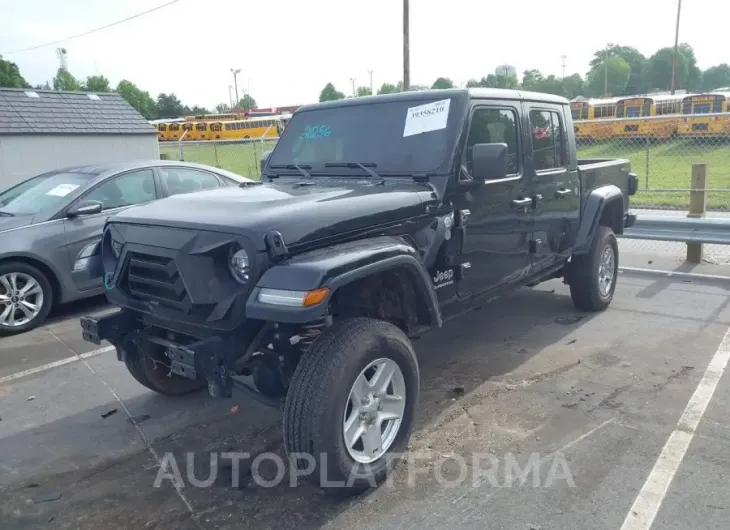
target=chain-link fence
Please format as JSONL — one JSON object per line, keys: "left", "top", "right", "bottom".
{"left": 158, "top": 138, "right": 279, "bottom": 180}
{"left": 574, "top": 112, "right": 730, "bottom": 212}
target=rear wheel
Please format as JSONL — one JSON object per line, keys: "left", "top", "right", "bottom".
{"left": 283, "top": 317, "right": 419, "bottom": 497}
{"left": 0, "top": 262, "right": 53, "bottom": 336}
{"left": 569, "top": 226, "right": 618, "bottom": 311}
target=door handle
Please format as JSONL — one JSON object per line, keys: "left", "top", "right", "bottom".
{"left": 511, "top": 197, "right": 532, "bottom": 208}
{"left": 555, "top": 188, "right": 572, "bottom": 199}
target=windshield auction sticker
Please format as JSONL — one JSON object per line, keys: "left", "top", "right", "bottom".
{"left": 403, "top": 98, "right": 451, "bottom": 137}
{"left": 45, "top": 183, "right": 80, "bottom": 197}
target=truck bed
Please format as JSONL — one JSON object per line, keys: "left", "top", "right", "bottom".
{"left": 577, "top": 158, "right": 636, "bottom": 219}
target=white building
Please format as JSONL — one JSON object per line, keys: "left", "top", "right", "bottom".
{"left": 0, "top": 88, "right": 159, "bottom": 189}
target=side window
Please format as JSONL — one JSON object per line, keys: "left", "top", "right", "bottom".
{"left": 159, "top": 168, "right": 222, "bottom": 196}
{"left": 465, "top": 107, "right": 519, "bottom": 178}
{"left": 83, "top": 170, "right": 156, "bottom": 210}
{"left": 530, "top": 110, "right": 566, "bottom": 171}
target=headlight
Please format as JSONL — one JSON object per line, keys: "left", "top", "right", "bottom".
{"left": 229, "top": 248, "right": 250, "bottom": 284}
{"left": 110, "top": 238, "right": 122, "bottom": 259}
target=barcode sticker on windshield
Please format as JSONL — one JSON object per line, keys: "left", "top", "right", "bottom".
{"left": 403, "top": 98, "right": 450, "bottom": 137}
{"left": 46, "top": 184, "right": 79, "bottom": 197}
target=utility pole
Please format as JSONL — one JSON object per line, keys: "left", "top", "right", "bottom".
{"left": 670, "top": 0, "right": 682, "bottom": 94}
{"left": 560, "top": 55, "right": 567, "bottom": 78}
{"left": 604, "top": 46, "right": 609, "bottom": 97}
{"left": 368, "top": 69, "right": 374, "bottom": 95}
{"left": 350, "top": 77, "right": 356, "bottom": 97}
{"left": 228, "top": 86, "right": 234, "bottom": 109}
{"left": 231, "top": 68, "right": 241, "bottom": 107}
{"left": 403, "top": 0, "right": 410, "bottom": 91}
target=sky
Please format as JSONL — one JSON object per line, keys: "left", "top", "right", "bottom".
{"left": 1, "top": 0, "right": 726, "bottom": 110}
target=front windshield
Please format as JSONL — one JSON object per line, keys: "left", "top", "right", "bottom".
{"left": 269, "top": 97, "right": 457, "bottom": 175}
{"left": 0, "top": 172, "right": 95, "bottom": 216}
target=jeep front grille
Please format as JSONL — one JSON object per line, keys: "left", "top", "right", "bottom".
{"left": 125, "top": 251, "right": 189, "bottom": 310}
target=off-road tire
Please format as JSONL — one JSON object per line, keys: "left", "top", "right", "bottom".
{"left": 123, "top": 341, "right": 206, "bottom": 396}
{"left": 0, "top": 261, "right": 54, "bottom": 336}
{"left": 283, "top": 317, "right": 419, "bottom": 497}
{"left": 569, "top": 226, "right": 618, "bottom": 311}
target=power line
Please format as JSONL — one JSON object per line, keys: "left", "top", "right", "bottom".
{"left": 1, "top": 0, "right": 184, "bottom": 55}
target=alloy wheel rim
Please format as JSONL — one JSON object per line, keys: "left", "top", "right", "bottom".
{"left": 342, "top": 358, "right": 407, "bottom": 464}
{"left": 0, "top": 273, "right": 44, "bottom": 327}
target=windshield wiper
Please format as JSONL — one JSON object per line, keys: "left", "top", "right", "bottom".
{"left": 269, "top": 164, "right": 313, "bottom": 179}
{"left": 324, "top": 162, "right": 384, "bottom": 182}
{"left": 0, "top": 211, "right": 14, "bottom": 217}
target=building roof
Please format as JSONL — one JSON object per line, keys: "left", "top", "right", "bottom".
{"left": 0, "top": 88, "right": 158, "bottom": 135}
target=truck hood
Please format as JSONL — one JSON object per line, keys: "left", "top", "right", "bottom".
{"left": 111, "top": 179, "right": 431, "bottom": 250}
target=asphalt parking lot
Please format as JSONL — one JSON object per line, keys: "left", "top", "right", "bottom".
{"left": 2, "top": 249, "right": 730, "bottom": 529}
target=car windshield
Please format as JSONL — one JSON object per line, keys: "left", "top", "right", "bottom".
{"left": 0, "top": 171, "right": 96, "bottom": 216}
{"left": 268, "top": 97, "right": 457, "bottom": 175}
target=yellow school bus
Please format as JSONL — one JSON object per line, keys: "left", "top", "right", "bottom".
{"left": 571, "top": 98, "right": 619, "bottom": 141}
{"left": 677, "top": 92, "right": 730, "bottom": 137}
{"left": 220, "top": 115, "right": 287, "bottom": 140}
{"left": 614, "top": 94, "right": 683, "bottom": 140}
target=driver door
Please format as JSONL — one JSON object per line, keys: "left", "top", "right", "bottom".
{"left": 454, "top": 102, "right": 532, "bottom": 298}
{"left": 63, "top": 169, "right": 160, "bottom": 293}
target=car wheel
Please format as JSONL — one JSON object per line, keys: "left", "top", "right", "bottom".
{"left": 0, "top": 262, "right": 53, "bottom": 336}
{"left": 569, "top": 226, "right": 618, "bottom": 311}
{"left": 283, "top": 317, "right": 419, "bottom": 497}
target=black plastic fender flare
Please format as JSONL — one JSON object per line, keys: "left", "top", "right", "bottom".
{"left": 573, "top": 185, "right": 625, "bottom": 255}
{"left": 245, "top": 235, "right": 443, "bottom": 326}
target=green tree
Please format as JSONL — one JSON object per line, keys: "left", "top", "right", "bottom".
{"left": 407, "top": 84, "right": 429, "bottom": 91}
{"left": 156, "top": 93, "right": 186, "bottom": 118}
{"left": 0, "top": 56, "right": 29, "bottom": 88}
{"left": 646, "top": 44, "right": 701, "bottom": 92}
{"left": 589, "top": 45, "right": 647, "bottom": 95}
{"left": 189, "top": 105, "right": 209, "bottom": 115}
{"left": 319, "top": 82, "right": 346, "bottom": 101}
{"left": 52, "top": 68, "right": 81, "bottom": 91}
{"left": 586, "top": 55, "right": 631, "bottom": 97}
{"left": 701, "top": 64, "right": 730, "bottom": 92}
{"left": 377, "top": 82, "right": 400, "bottom": 95}
{"left": 561, "top": 74, "right": 585, "bottom": 99}
{"left": 431, "top": 77, "right": 455, "bottom": 89}
{"left": 215, "top": 103, "right": 231, "bottom": 113}
{"left": 235, "top": 94, "right": 257, "bottom": 110}
{"left": 116, "top": 80, "right": 158, "bottom": 120}
{"left": 34, "top": 82, "right": 51, "bottom": 91}
{"left": 356, "top": 86, "right": 372, "bottom": 96}
{"left": 83, "top": 75, "right": 111, "bottom": 92}
{"left": 465, "top": 75, "right": 519, "bottom": 89}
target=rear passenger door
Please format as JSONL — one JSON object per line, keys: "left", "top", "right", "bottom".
{"left": 524, "top": 105, "right": 580, "bottom": 272}
{"left": 158, "top": 167, "right": 227, "bottom": 197}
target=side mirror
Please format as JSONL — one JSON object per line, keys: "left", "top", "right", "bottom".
{"left": 472, "top": 143, "right": 508, "bottom": 181}
{"left": 67, "top": 200, "right": 103, "bottom": 218}
{"left": 260, "top": 151, "right": 273, "bottom": 174}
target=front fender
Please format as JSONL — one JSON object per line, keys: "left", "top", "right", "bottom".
{"left": 574, "top": 185, "right": 624, "bottom": 254}
{"left": 245, "top": 236, "right": 442, "bottom": 326}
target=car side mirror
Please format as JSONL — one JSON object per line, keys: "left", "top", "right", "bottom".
{"left": 67, "top": 200, "right": 103, "bottom": 218}
{"left": 472, "top": 143, "right": 508, "bottom": 181}
{"left": 260, "top": 151, "right": 273, "bottom": 174}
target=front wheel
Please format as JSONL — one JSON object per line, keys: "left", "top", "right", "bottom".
{"left": 569, "top": 226, "right": 618, "bottom": 311}
{"left": 0, "top": 262, "right": 53, "bottom": 336}
{"left": 283, "top": 318, "right": 419, "bottom": 497}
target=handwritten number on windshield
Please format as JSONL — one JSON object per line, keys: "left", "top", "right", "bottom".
{"left": 299, "top": 125, "right": 331, "bottom": 140}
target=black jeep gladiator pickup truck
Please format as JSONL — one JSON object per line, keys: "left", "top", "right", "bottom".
{"left": 79, "top": 88, "right": 637, "bottom": 495}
